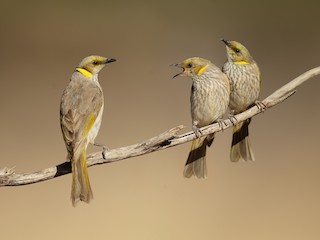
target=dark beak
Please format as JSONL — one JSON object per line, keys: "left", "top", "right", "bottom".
{"left": 170, "top": 63, "right": 184, "bottom": 79}
{"left": 221, "top": 38, "right": 230, "bottom": 46}
{"left": 105, "top": 58, "right": 117, "bottom": 64}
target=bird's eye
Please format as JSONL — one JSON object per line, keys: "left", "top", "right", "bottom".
{"left": 235, "top": 49, "right": 240, "bottom": 53}
{"left": 187, "top": 63, "right": 193, "bottom": 68}
{"left": 93, "top": 61, "right": 98, "bottom": 65}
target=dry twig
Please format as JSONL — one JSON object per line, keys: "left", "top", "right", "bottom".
{"left": 1, "top": 66, "right": 320, "bottom": 186}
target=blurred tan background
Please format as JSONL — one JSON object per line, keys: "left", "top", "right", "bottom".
{"left": 1, "top": 0, "right": 320, "bottom": 239}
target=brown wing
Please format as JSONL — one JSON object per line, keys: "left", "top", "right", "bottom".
{"left": 60, "top": 72, "right": 103, "bottom": 159}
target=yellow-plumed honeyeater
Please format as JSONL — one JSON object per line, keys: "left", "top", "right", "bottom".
{"left": 172, "top": 57, "right": 230, "bottom": 178}
{"left": 60, "top": 55, "right": 116, "bottom": 206}
{"left": 221, "top": 39, "right": 261, "bottom": 162}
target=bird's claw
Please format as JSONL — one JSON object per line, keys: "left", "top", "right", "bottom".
{"left": 255, "top": 100, "right": 266, "bottom": 112}
{"left": 192, "top": 125, "right": 202, "bottom": 138}
{"left": 216, "top": 119, "right": 227, "bottom": 131}
{"left": 91, "top": 142, "right": 109, "bottom": 159}
{"left": 101, "top": 146, "right": 109, "bottom": 160}
{"left": 228, "top": 113, "right": 238, "bottom": 125}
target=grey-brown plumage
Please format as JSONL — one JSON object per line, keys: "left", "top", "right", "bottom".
{"left": 60, "top": 55, "right": 116, "bottom": 206}
{"left": 172, "top": 57, "right": 230, "bottom": 178}
{"left": 221, "top": 39, "right": 261, "bottom": 162}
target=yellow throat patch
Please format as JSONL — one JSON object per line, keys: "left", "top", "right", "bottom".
{"left": 76, "top": 68, "right": 92, "bottom": 78}
{"left": 197, "top": 64, "right": 209, "bottom": 75}
{"left": 236, "top": 61, "right": 249, "bottom": 65}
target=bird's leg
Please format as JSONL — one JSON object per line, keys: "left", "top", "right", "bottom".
{"left": 192, "top": 120, "right": 202, "bottom": 138}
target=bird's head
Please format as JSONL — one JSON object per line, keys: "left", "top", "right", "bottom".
{"left": 221, "top": 39, "right": 253, "bottom": 64}
{"left": 77, "top": 55, "right": 116, "bottom": 76}
{"left": 171, "top": 57, "right": 211, "bottom": 79}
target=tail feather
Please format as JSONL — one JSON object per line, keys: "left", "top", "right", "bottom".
{"left": 184, "top": 134, "right": 214, "bottom": 179}
{"left": 71, "top": 146, "right": 93, "bottom": 206}
{"left": 230, "top": 118, "right": 255, "bottom": 162}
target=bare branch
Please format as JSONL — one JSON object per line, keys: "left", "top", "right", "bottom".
{"left": 1, "top": 66, "right": 320, "bottom": 186}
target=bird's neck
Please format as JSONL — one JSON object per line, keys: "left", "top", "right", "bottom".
{"left": 76, "top": 67, "right": 93, "bottom": 78}
{"left": 228, "top": 56, "right": 252, "bottom": 65}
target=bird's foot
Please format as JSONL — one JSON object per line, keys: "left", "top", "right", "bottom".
{"left": 227, "top": 113, "right": 238, "bottom": 125}
{"left": 192, "top": 125, "right": 202, "bottom": 138}
{"left": 255, "top": 100, "right": 267, "bottom": 112}
{"left": 91, "top": 142, "right": 109, "bottom": 159}
{"left": 216, "top": 118, "right": 227, "bottom": 131}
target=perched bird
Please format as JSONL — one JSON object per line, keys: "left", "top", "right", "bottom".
{"left": 60, "top": 55, "right": 116, "bottom": 206}
{"left": 221, "top": 39, "right": 261, "bottom": 162}
{"left": 172, "top": 57, "right": 230, "bottom": 178}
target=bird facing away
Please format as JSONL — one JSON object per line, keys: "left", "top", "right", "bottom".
{"left": 60, "top": 55, "right": 116, "bottom": 206}
{"left": 221, "top": 39, "right": 261, "bottom": 162}
{"left": 172, "top": 57, "right": 230, "bottom": 178}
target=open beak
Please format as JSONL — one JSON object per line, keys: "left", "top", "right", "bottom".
{"left": 105, "top": 58, "right": 117, "bottom": 64}
{"left": 170, "top": 63, "right": 184, "bottom": 79}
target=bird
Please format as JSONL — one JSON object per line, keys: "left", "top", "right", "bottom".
{"left": 221, "top": 39, "right": 261, "bottom": 162}
{"left": 60, "top": 55, "right": 116, "bottom": 206}
{"left": 172, "top": 57, "right": 230, "bottom": 178}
